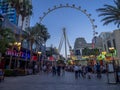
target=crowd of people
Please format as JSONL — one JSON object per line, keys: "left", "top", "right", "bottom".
{"left": 0, "top": 60, "right": 107, "bottom": 83}
{"left": 41, "top": 64, "right": 66, "bottom": 76}
{"left": 36, "top": 62, "right": 106, "bottom": 80}
{"left": 73, "top": 63, "right": 105, "bottom": 79}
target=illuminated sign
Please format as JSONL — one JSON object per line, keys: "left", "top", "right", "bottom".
{"left": 5, "top": 49, "right": 30, "bottom": 60}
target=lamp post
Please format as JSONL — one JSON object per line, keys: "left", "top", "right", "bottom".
{"left": 9, "top": 42, "right": 21, "bottom": 69}
{"left": 38, "top": 51, "right": 41, "bottom": 72}
{"left": 101, "top": 51, "right": 107, "bottom": 64}
{"left": 109, "top": 47, "right": 115, "bottom": 70}
{"left": 102, "top": 51, "right": 107, "bottom": 56}
{"left": 108, "top": 47, "right": 117, "bottom": 83}
{"left": 109, "top": 47, "right": 119, "bottom": 83}
{"left": 15, "top": 42, "right": 21, "bottom": 68}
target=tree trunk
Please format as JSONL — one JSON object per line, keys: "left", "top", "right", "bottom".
{"left": 20, "top": 18, "right": 24, "bottom": 42}
{"left": 9, "top": 46, "right": 14, "bottom": 69}
{"left": 30, "top": 42, "right": 33, "bottom": 61}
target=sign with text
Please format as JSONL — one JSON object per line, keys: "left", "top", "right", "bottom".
{"left": 5, "top": 49, "right": 30, "bottom": 60}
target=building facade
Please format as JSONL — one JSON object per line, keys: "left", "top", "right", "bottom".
{"left": 74, "top": 37, "right": 103, "bottom": 60}
{"left": 113, "top": 30, "right": 120, "bottom": 59}
{"left": 0, "top": 0, "right": 31, "bottom": 30}
{"left": 74, "top": 37, "right": 89, "bottom": 60}
{"left": 18, "top": 15, "right": 31, "bottom": 31}
{"left": 18, "top": 0, "right": 32, "bottom": 30}
{"left": 99, "top": 30, "right": 120, "bottom": 59}
{"left": 0, "top": 0, "right": 17, "bottom": 25}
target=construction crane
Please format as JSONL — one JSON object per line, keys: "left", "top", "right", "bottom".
{"left": 58, "top": 28, "right": 72, "bottom": 60}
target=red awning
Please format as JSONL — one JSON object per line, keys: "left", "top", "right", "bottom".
{"left": 32, "top": 56, "right": 38, "bottom": 61}
{"left": 49, "top": 56, "right": 54, "bottom": 61}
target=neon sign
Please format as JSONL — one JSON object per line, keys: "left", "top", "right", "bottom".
{"left": 5, "top": 49, "right": 30, "bottom": 60}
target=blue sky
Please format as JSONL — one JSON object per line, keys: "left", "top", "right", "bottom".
{"left": 31, "top": 0, "right": 116, "bottom": 56}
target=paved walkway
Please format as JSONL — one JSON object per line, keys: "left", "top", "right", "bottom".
{"left": 0, "top": 72, "right": 120, "bottom": 90}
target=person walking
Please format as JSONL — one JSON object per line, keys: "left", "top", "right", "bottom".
{"left": 57, "top": 65, "right": 61, "bottom": 76}
{"left": 61, "top": 65, "right": 65, "bottom": 76}
{"left": 86, "top": 64, "right": 92, "bottom": 79}
{"left": 78, "top": 64, "right": 82, "bottom": 78}
{"left": 74, "top": 64, "right": 79, "bottom": 79}
{"left": 96, "top": 63, "right": 101, "bottom": 79}
{"left": 82, "top": 65, "right": 86, "bottom": 78}
{"left": 52, "top": 65, "right": 56, "bottom": 76}
{"left": 42, "top": 64, "right": 47, "bottom": 72}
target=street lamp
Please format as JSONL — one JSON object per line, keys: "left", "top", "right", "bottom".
{"left": 15, "top": 42, "right": 21, "bottom": 68}
{"left": 109, "top": 47, "right": 115, "bottom": 68}
{"left": 14, "top": 42, "right": 21, "bottom": 51}
{"left": 9, "top": 42, "right": 21, "bottom": 69}
{"left": 38, "top": 51, "right": 42, "bottom": 72}
{"left": 102, "top": 51, "right": 107, "bottom": 56}
{"left": 107, "top": 47, "right": 117, "bottom": 84}
{"left": 109, "top": 47, "right": 119, "bottom": 83}
{"left": 38, "top": 51, "right": 42, "bottom": 62}
{"left": 101, "top": 51, "right": 107, "bottom": 64}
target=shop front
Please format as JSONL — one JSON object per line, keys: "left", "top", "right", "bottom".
{"left": 4, "top": 47, "right": 30, "bottom": 69}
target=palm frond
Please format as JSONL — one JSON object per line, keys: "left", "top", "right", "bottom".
{"left": 96, "top": 0, "right": 120, "bottom": 28}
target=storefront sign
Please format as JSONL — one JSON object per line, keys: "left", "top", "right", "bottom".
{"left": 5, "top": 49, "right": 30, "bottom": 59}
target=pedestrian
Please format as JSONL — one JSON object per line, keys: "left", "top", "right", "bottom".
{"left": 93, "top": 64, "right": 97, "bottom": 73}
{"left": 34, "top": 64, "right": 38, "bottom": 74}
{"left": 61, "top": 65, "right": 65, "bottom": 76}
{"left": 52, "top": 65, "right": 56, "bottom": 76}
{"left": 96, "top": 63, "right": 101, "bottom": 79}
{"left": 57, "top": 65, "right": 61, "bottom": 76}
{"left": 86, "top": 64, "right": 92, "bottom": 79}
{"left": 82, "top": 65, "right": 86, "bottom": 78}
{"left": 78, "top": 64, "right": 82, "bottom": 78}
{"left": 74, "top": 64, "right": 79, "bottom": 79}
{"left": 42, "top": 65, "right": 47, "bottom": 72}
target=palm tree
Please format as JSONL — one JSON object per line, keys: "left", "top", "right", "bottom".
{"left": 0, "top": 28, "right": 15, "bottom": 57}
{"left": 34, "top": 23, "right": 50, "bottom": 44}
{"left": 7, "top": 0, "right": 22, "bottom": 23}
{"left": 7, "top": 0, "right": 32, "bottom": 41}
{"left": 23, "top": 27, "right": 36, "bottom": 60}
{"left": 23, "top": 23, "right": 50, "bottom": 61}
{"left": 96, "top": 0, "right": 120, "bottom": 28}
{"left": 19, "top": 0, "right": 32, "bottom": 29}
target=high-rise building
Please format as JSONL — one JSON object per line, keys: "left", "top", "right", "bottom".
{"left": 74, "top": 37, "right": 103, "bottom": 60}
{"left": 99, "top": 32, "right": 113, "bottom": 52}
{"left": 74, "top": 37, "right": 92, "bottom": 60}
{"left": 0, "top": 0, "right": 31, "bottom": 30}
{"left": 99, "top": 30, "right": 120, "bottom": 59}
{"left": 0, "top": 0, "right": 17, "bottom": 25}
{"left": 18, "top": 15, "right": 31, "bottom": 31}
{"left": 18, "top": 0, "right": 32, "bottom": 30}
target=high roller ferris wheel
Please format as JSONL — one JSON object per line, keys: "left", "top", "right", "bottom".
{"left": 39, "top": 3, "right": 98, "bottom": 60}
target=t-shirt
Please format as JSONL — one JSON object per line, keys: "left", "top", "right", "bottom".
{"left": 74, "top": 66, "right": 79, "bottom": 71}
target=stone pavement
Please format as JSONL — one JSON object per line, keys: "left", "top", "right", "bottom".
{"left": 0, "top": 72, "right": 120, "bottom": 90}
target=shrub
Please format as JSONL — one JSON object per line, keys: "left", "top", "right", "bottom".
{"left": 4, "top": 69, "right": 14, "bottom": 76}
